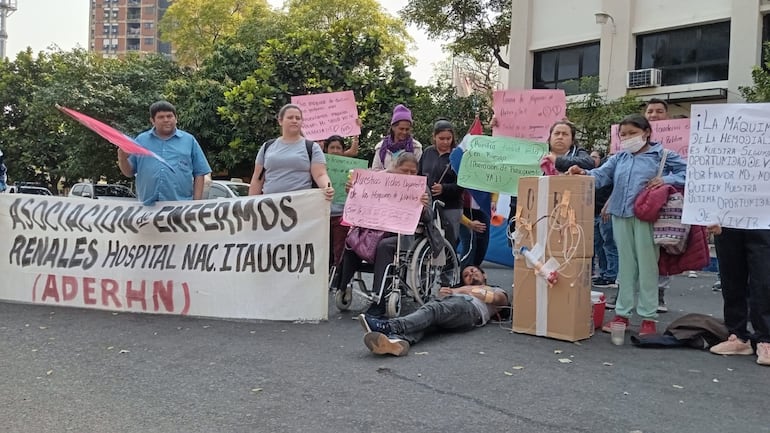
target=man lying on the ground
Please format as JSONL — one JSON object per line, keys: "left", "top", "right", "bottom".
{"left": 357, "top": 265, "right": 509, "bottom": 356}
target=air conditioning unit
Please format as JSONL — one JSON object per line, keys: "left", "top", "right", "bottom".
{"left": 626, "top": 68, "right": 662, "bottom": 89}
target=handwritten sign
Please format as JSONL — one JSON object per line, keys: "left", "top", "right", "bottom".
{"left": 682, "top": 103, "right": 770, "bottom": 229}
{"left": 457, "top": 135, "right": 548, "bottom": 196}
{"left": 0, "top": 191, "right": 330, "bottom": 320}
{"left": 610, "top": 118, "right": 691, "bottom": 159}
{"left": 492, "top": 89, "right": 567, "bottom": 141}
{"left": 325, "top": 154, "right": 368, "bottom": 204}
{"left": 291, "top": 90, "right": 360, "bottom": 141}
{"left": 343, "top": 169, "right": 427, "bottom": 235}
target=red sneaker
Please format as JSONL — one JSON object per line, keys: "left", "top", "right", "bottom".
{"left": 601, "top": 315, "right": 630, "bottom": 333}
{"left": 639, "top": 320, "right": 657, "bottom": 336}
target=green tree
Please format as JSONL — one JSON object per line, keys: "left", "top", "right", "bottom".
{"left": 566, "top": 78, "right": 641, "bottom": 152}
{"left": 219, "top": 21, "right": 419, "bottom": 171}
{"left": 0, "top": 49, "right": 181, "bottom": 188}
{"left": 738, "top": 43, "right": 770, "bottom": 102}
{"left": 284, "top": 0, "right": 413, "bottom": 63}
{"left": 400, "top": 0, "right": 511, "bottom": 68}
{"left": 159, "top": 0, "right": 272, "bottom": 66}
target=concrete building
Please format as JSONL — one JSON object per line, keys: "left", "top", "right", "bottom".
{"left": 507, "top": 0, "right": 769, "bottom": 113}
{"left": 88, "top": 0, "right": 171, "bottom": 58}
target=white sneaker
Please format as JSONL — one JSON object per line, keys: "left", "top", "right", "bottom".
{"left": 757, "top": 342, "right": 770, "bottom": 366}
{"left": 710, "top": 334, "right": 754, "bottom": 356}
{"left": 687, "top": 271, "right": 698, "bottom": 278}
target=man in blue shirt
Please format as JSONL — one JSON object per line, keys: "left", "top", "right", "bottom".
{"left": 117, "top": 101, "right": 211, "bottom": 206}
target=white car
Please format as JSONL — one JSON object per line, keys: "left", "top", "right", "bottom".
{"left": 69, "top": 183, "right": 136, "bottom": 201}
{"left": 205, "top": 179, "right": 250, "bottom": 199}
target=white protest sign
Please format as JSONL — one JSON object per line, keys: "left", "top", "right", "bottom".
{"left": 682, "top": 103, "right": 770, "bottom": 229}
{"left": 0, "top": 191, "right": 330, "bottom": 320}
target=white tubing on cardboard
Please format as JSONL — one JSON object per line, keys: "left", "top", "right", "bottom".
{"left": 535, "top": 176, "right": 549, "bottom": 336}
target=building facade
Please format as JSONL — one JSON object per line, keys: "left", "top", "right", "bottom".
{"left": 507, "top": 0, "right": 769, "bottom": 113}
{"left": 88, "top": 0, "right": 171, "bottom": 58}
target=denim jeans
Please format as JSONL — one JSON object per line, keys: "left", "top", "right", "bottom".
{"left": 390, "top": 296, "right": 481, "bottom": 345}
{"left": 458, "top": 209, "right": 490, "bottom": 268}
{"left": 593, "top": 215, "right": 618, "bottom": 280}
{"left": 714, "top": 228, "right": 770, "bottom": 343}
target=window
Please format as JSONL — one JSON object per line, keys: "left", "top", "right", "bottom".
{"left": 103, "top": 24, "right": 110, "bottom": 35}
{"left": 636, "top": 21, "right": 730, "bottom": 86}
{"left": 111, "top": 24, "right": 118, "bottom": 34}
{"left": 144, "top": 37, "right": 154, "bottom": 45}
{"left": 111, "top": 9, "right": 118, "bottom": 18}
{"left": 144, "top": 22, "right": 154, "bottom": 29}
{"left": 207, "top": 185, "right": 230, "bottom": 200}
{"left": 762, "top": 14, "right": 770, "bottom": 68}
{"left": 533, "top": 42, "right": 600, "bottom": 95}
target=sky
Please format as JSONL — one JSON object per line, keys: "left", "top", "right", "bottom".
{"left": 3, "top": 0, "right": 446, "bottom": 84}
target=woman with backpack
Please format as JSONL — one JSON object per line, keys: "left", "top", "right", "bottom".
{"left": 567, "top": 114, "right": 686, "bottom": 336}
{"left": 248, "top": 103, "right": 334, "bottom": 200}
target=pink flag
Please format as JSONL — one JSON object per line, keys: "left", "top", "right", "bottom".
{"left": 56, "top": 105, "right": 175, "bottom": 172}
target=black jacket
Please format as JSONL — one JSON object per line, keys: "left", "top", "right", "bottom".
{"left": 554, "top": 146, "right": 595, "bottom": 173}
{"left": 418, "top": 146, "right": 463, "bottom": 209}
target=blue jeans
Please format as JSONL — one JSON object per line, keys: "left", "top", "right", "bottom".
{"left": 594, "top": 215, "right": 618, "bottom": 280}
{"left": 390, "top": 296, "right": 481, "bottom": 345}
{"left": 458, "top": 209, "right": 490, "bottom": 268}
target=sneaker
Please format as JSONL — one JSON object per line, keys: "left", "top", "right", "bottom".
{"left": 657, "top": 288, "right": 668, "bottom": 313}
{"left": 710, "top": 334, "right": 754, "bottom": 356}
{"left": 601, "top": 315, "right": 629, "bottom": 333}
{"left": 364, "top": 332, "right": 410, "bottom": 356}
{"left": 712, "top": 280, "right": 722, "bottom": 292}
{"left": 639, "top": 319, "right": 657, "bottom": 336}
{"left": 605, "top": 295, "right": 617, "bottom": 310}
{"left": 687, "top": 271, "right": 698, "bottom": 278}
{"left": 758, "top": 343, "right": 770, "bottom": 366}
{"left": 593, "top": 278, "right": 618, "bottom": 289}
{"left": 357, "top": 314, "right": 392, "bottom": 335}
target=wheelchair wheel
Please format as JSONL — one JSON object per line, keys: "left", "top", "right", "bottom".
{"left": 385, "top": 292, "right": 401, "bottom": 318}
{"left": 334, "top": 286, "right": 353, "bottom": 311}
{"left": 407, "top": 237, "right": 461, "bottom": 305}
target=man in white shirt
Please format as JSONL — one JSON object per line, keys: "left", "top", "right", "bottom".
{"left": 358, "top": 265, "right": 509, "bottom": 356}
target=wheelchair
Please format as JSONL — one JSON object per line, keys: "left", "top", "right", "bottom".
{"left": 331, "top": 201, "right": 461, "bottom": 318}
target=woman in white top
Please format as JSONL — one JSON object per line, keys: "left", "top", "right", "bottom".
{"left": 371, "top": 104, "right": 422, "bottom": 171}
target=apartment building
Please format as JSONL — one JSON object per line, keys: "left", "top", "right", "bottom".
{"left": 507, "top": 0, "right": 770, "bottom": 113}
{"left": 88, "top": 0, "right": 171, "bottom": 58}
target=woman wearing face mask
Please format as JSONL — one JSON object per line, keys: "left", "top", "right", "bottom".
{"left": 567, "top": 114, "right": 686, "bottom": 336}
{"left": 540, "top": 120, "right": 595, "bottom": 175}
{"left": 418, "top": 119, "right": 463, "bottom": 247}
{"left": 372, "top": 104, "right": 423, "bottom": 171}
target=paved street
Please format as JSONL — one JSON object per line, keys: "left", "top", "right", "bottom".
{"left": 2, "top": 265, "right": 769, "bottom": 433}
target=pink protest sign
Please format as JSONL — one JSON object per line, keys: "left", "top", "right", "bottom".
{"left": 492, "top": 89, "right": 567, "bottom": 142}
{"left": 610, "top": 118, "right": 690, "bottom": 160}
{"left": 291, "top": 90, "right": 361, "bottom": 141}
{"left": 342, "top": 169, "right": 427, "bottom": 235}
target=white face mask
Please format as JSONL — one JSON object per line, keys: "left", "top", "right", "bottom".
{"left": 620, "top": 135, "right": 646, "bottom": 153}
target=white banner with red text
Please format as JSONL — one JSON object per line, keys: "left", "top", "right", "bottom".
{"left": 0, "top": 190, "right": 330, "bottom": 321}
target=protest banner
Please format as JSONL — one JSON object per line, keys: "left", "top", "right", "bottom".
{"left": 325, "top": 154, "right": 368, "bottom": 204}
{"left": 610, "top": 118, "right": 691, "bottom": 159}
{"left": 291, "top": 90, "right": 360, "bottom": 141}
{"left": 343, "top": 169, "right": 427, "bottom": 235}
{"left": 492, "top": 89, "right": 567, "bottom": 142}
{"left": 681, "top": 103, "right": 770, "bottom": 229}
{"left": 457, "top": 135, "right": 548, "bottom": 196}
{"left": 0, "top": 191, "right": 330, "bottom": 320}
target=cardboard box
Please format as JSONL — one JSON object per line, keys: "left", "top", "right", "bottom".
{"left": 512, "top": 255, "right": 593, "bottom": 342}
{"left": 513, "top": 176, "right": 594, "bottom": 259}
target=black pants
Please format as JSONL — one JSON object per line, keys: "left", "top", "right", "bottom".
{"left": 335, "top": 236, "right": 407, "bottom": 316}
{"left": 713, "top": 228, "right": 770, "bottom": 343}
{"left": 390, "top": 295, "right": 481, "bottom": 345}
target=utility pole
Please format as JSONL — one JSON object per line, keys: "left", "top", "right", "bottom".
{"left": 0, "top": 0, "right": 18, "bottom": 60}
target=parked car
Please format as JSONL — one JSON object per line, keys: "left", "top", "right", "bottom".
{"left": 6, "top": 184, "right": 53, "bottom": 195}
{"left": 205, "top": 179, "right": 250, "bottom": 199}
{"left": 69, "top": 183, "right": 136, "bottom": 201}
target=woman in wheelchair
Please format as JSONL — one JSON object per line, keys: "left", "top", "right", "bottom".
{"left": 333, "top": 153, "right": 448, "bottom": 318}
